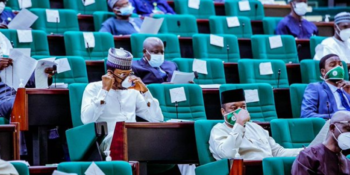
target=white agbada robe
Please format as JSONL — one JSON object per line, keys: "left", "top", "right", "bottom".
{"left": 209, "top": 122, "right": 303, "bottom": 160}
{"left": 314, "top": 37, "right": 350, "bottom": 63}
{"left": 0, "top": 32, "right": 12, "bottom": 56}
{"left": 0, "top": 159, "right": 18, "bottom": 175}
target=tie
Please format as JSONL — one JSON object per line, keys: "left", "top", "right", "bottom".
{"left": 336, "top": 89, "right": 350, "bottom": 111}
{"left": 155, "top": 67, "right": 166, "bottom": 79}
{"left": 129, "top": 19, "right": 140, "bottom": 32}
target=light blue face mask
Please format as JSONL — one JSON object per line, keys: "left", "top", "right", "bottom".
{"left": 147, "top": 50, "right": 164, "bottom": 68}
{"left": 115, "top": 5, "right": 134, "bottom": 16}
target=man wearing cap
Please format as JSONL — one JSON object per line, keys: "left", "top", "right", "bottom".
{"left": 275, "top": 0, "right": 318, "bottom": 39}
{"left": 81, "top": 48, "right": 163, "bottom": 151}
{"left": 314, "top": 12, "right": 350, "bottom": 63}
{"left": 101, "top": 0, "right": 142, "bottom": 35}
{"left": 0, "top": 0, "right": 15, "bottom": 29}
{"left": 209, "top": 89, "right": 302, "bottom": 160}
{"left": 129, "top": 0, "right": 175, "bottom": 17}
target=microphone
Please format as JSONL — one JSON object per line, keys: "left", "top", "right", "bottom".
{"left": 277, "top": 69, "right": 281, "bottom": 88}
{"left": 10, "top": 41, "right": 14, "bottom": 48}
{"left": 53, "top": 65, "right": 57, "bottom": 88}
{"left": 226, "top": 44, "right": 230, "bottom": 61}
{"left": 83, "top": 0, "right": 86, "bottom": 14}
{"left": 175, "top": 101, "right": 179, "bottom": 119}
{"left": 241, "top": 23, "right": 245, "bottom": 38}
{"left": 194, "top": 71, "right": 198, "bottom": 79}
{"left": 56, "top": 17, "right": 58, "bottom": 35}
{"left": 86, "top": 42, "right": 92, "bottom": 60}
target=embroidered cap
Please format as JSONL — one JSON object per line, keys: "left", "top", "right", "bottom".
{"left": 106, "top": 48, "right": 133, "bottom": 70}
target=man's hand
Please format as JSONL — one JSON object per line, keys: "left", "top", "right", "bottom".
{"left": 0, "top": 24, "right": 8, "bottom": 29}
{"left": 128, "top": 76, "right": 148, "bottom": 93}
{"left": 233, "top": 109, "right": 251, "bottom": 127}
{"left": 336, "top": 80, "right": 350, "bottom": 94}
{"left": 44, "top": 67, "right": 56, "bottom": 78}
{"left": 0, "top": 58, "right": 12, "bottom": 71}
{"left": 102, "top": 72, "right": 115, "bottom": 91}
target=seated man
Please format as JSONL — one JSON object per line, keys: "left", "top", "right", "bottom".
{"left": 129, "top": 0, "right": 175, "bottom": 17}
{"left": 302, "top": 54, "right": 350, "bottom": 118}
{"left": 81, "top": 48, "right": 163, "bottom": 151}
{"left": 292, "top": 111, "right": 350, "bottom": 174}
{"left": 101, "top": 0, "right": 142, "bottom": 35}
{"left": 209, "top": 89, "right": 302, "bottom": 160}
{"left": 276, "top": 0, "right": 318, "bottom": 39}
{"left": 0, "top": 0, "right": 15, "bottom": 29}
{"left": 132, "top": 37, "right": 178, "bottom": 84}
{"left": 0, "top": 159, "right": 18, "bottom": 174}
{"left": 314, "top": 12, "right": 350, "bottom": 63}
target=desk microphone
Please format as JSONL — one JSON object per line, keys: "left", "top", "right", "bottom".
{"left": 226, "top": 44, "right": 230, "bottom": 61}
{"left": 56, "top": 17, "right": 59, "bottom": 35}
{"left": 241, "top": 23, "right": 245, "bottom": 38}
{"left": 86, "top": 42, "right": 92, "bottom": 60}
{"left": 194, "top": 71, "right": 199, "bottom": 82}
{"left": 175, "top": 101, "right": 179, "bottom": 119}
{"left": 53, "top": 65, "right": 57, "bottom": 88}
{"left": 10, "top": 41, "right": 14, "bottom": 48}
{"left": 277, "top": 69, "right": 281, "bottom": 88}
{"left": 83, "top": 0, "right": 86, "bottom": 15}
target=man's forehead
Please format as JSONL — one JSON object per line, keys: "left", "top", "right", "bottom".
{"left": 325, "top": 56, "right": 341, "bottom": 63}
{"left": 114, "top": 69, "right": 132, "bottom": 73}
{"left": 225, "top": 101, "right": 246, "bottom": 105}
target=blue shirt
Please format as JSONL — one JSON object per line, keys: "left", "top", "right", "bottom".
{"left": 100, "top": 17, "right": 142, "bottom": 36}
{"left": 275, "top": 15, "right": 318, "bottom": 39}
{"left": 0, "top": 9, "right": 15, "bottom": 25}
{"left": 129, "top": 0, "right": 175, "bottom": 16}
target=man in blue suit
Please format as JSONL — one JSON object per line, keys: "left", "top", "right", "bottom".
{"left": 129, "top": 0, "right": 175, "bottom": 17}
{"left": 301, "top": 54, "right": 350, "bottom": 119}
{"left": 132, "top": 37, "right": 178, "bottom": 84}
{"left": 0, "top": 0, "right": 15, "bottom": 28}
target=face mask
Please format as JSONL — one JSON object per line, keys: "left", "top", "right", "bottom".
{"left": 0, "top": 2, "right": 5, "bottom": 14}
{"left": 121, "top": 76, "right": 134, "bottom": 88}
{"left": 325, "top": 66, "right": 344, "bottom": 80}
{"left": 334, "top": 125, "right": 350, "bottom": 150}
{"left": 115, "top": 5, "right": 134, "bottom": 16}
{"left": 147, "top": 50, "right": 164, "bottom": 68}
{"left": 224, "top": 108, "right": 242, "bottom": 126}
{"left": 293, "top": 2, "right": 308, "bottom": 16}
{"left": 336, "top": 25, "right": 350, "bottom": 42}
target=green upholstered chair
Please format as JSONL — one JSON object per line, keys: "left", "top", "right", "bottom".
{"left": 310, "top": 36, "right": 326, "bottom": 58}
{"left": 147, "top": 84, "right": 206, "bottom": 121}
{"left": 0, "top": 118, "right": 9, "bottom": 124}
{"left": 11, "top": 162, "right": 30, "bottom": 175}
{"left": 64, "top": 31, "right": 114, "bottom": 60}
{"left": 290, "top": 84, "right": 308, "bottom": 118}
{"left": 153, "top": 14, "right": 198, "bottom": 37}
{"left": 57, "top": 161, "right": 132, "bottom": 175}
{"left": 209, "top": 16, "right": 252, "bottom": 38}
{"left": 311, "top": 7, "right": 350, "bottom": 17}
{"left": 195, "top": 158, "right": 230, "bottom": 175}
{"left": 30, "top": 9, "right": 79, "bottom": 35}
{"left": 262, "top": 157, "right": 296, "bottom": 175}
{"left": 220, "top": 83, "right": 278, "bottom": 121}
{"left": 251, "top": 35, "right": 299, "bottom": 63}
{"left": 0, "top": 29, "right": 50, "bottom": 56}
{"left": 173, "top": 0, "right": 215, "bottom": 19}
{"left": 224, "top": 0, "right": 265, "bottom": 20}
{"left": 63, "top": 0, "right": 108, "bottom": 15}
{"left": 238, "top": 59, "right": 289, "bottom": 88}
{"left": 172, "top": 58, "right": 226, "bottom": 84}
{"left": 93, "top": 11, "right": 138, "bottom": 31}
{"left": 192, "top": 34, "right": 240, "bottom": 62}
{"left": 6, "top": 0, "right": 50, "bottom": 10}
{"left": 271, "top": 118, "right": 325, "bottom": 148}
{"left": 300, "top": 59, "right": 349, "bottom": 83}
{"left": 262, "top": 17, "right": 283, "bottom": 35}
{"left": 130, "top": 33, "right": 181, "bottom": 60}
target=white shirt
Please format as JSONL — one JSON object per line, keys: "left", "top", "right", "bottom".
{"left": 209, "top": 122, "right": 302, "bottom": 160}
{"left": 0, "top": 32, "right": 12, "bottom": 56}
{"left": 326, "top": 82, "right": 350, "bottom": 110}
{"left": 314, "top": 37, "right": 350, "bottom": 63}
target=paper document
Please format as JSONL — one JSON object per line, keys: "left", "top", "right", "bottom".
{"left": 83, "top": 32, "right": 95, "bottom": 48}
{"left": 18, "top": 0, "right": 32, "bottom": 9}
{"left": 55, "top": 58, "right": 71, "bottom": 73}
{"left": 139, "top": 17, "right": 163, "bottom": 34}
{"left": 170, "top": 71, "right": 195, "bottom": 84}
{"left": 17, "top": 30, "right": 33, "bottom": 43}
{"left": 10, "top": 48, "right": 31, "bottom": 57}
{"left": 8, "top": 9, "right": 38, "bottom": 30}
{"left": 199, "top": 84, "right": 221, "bottom": 89}
{"left": 210, "top": 34, "right": 224, "bottom": 47}
{"left": 52, "top": 170, "right": 77, "bottom": 175}
{"left": 82, "top": 0, "right": 95, "bottom": 6}
{"left": 244, "top": 89, "right": 259, "bottom": 103}
{"left": 35, "top": 58, "right": 56, "bottom": 89}
{"left": 49, "top": 83, "right": 68, "bottom": 89}
{"left": 239, "top": 1, "right": 251, "bottom": 11}
{"left": 169, "top": 87, "right": 187, "bottom": 103}
{"left": 188, "top": 0, "right": 200, "bottom": 9}
{"left": 259, "top": 62, "right": 273, "bottom": 75}
{"left": 227, "top": 17, "right": 240, "bottom": 27}
{"left": 167, "top": 119, "right": 193, "bottom": 122}
{"left": 192, "top": 59, "right": 207, "bottom": 75}
{"left": 46, "top": 9, "right": 60, "bottom": 23}
{"left": 269, "top": 35, "right": 283, "bottom": 49}
{"left": 85, "top": 162, "right": 105, "bottom": 175}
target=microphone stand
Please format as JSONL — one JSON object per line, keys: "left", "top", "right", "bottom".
{"left": 277, "top": 69, "right": 281, "bottom": 88}
{"left": 87, "top": 42, "right": 92, "bottom": 60}
{"left": 175, "top": 101, "right": 179, "bottom": 119}
{"left": 56, "top": 17, "right": 58, "bottom": 35}
{"left": 241, "top": 23, "right": 245, "bottom": 38}
{"left": 226, "top": 44, "right": 230, "bottom": 61}
{"left": 83, "top": 0, "right": 86, "bottom": 15}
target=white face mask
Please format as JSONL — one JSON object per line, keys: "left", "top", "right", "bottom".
{"left": 147, "top": 50, "right": 164, "bottom": 68}
{"left": 336, "top": 25, "right": 350, "bottom": 42}
{"left": 121, "top": 76, "right": 133, "bottom": 88}
{"left": 334, "top": 125, "right": 350, "bottom": 150}
{"left": 0, "top": 2, "right": 5, "bottom": 14}
{"left": 293, "top": 2, "right": 308, "bottom": 16}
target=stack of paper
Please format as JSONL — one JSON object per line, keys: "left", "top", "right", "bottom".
{"left": 170, "top": 71, "right": 195, "bottom": 84}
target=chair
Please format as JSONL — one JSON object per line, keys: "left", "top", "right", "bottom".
{"left": 225, "top": 0, "right": 265, "bottom": 20}
{"left": 130, "top": 33, "right": 181, "bottom": 60}
{"left": 220, "top": 83, "right": 278, "bottom": 121}
{"left": 64, "top": 31, "right": 114, "bottom": 60}
{"left": 262, "top": 17, "right": 283, "bottom": 35}
{"left": 300, "top": 59, "right": 349, "bottom": 83}
{"left": 6, "top": 0, "right": 50, "bottom": 10}
{"left": 147, "top": 84, "right": 206, "bottom": 121}
{"left": 0, "top": 29, "right": 50, "bottom": 56}
{"left": 238, "top": 59, "right": 289, "bottom": 88}
{"left": 11, "top": 162, "right": 30, "bottom": 175}
{"left": 195, "top": 158, "right": 230, "bottom": 175}
{"left": 93, "top": 11, "right": 114, "bottom": 31}
{"left": 173, "top": 0, "right": 215, "bottom": 19}
{"left": 172, "top": 58, "right": 226, "bottom": 84}
{"left": 310, "top": 36, "right": 326, "bottom": 58}
{"left": 209, "top": 16, "right": 252, "bottom": 38}
{"left": 57, "top": 161, "right": 132, "bottom": 175}
{"left": 63, "top": 0, "right": 108, "bottom": 15}
{"left": 271, "top": 118, "right": 325, "bottom": 148}
{"left": 153, "top": 14, "right": 198, "bottom": 37}
{"left": 262, "top": 157, "right": 296, "bottom": 175}
{"left": 0, "top": 117, "right": 9, "bottom": 124}
{"left": 290, "top": 84, "right": 308, "bottom": 118}
{"left": 30, "top": 9, "right": 79, "bottom": 34}
{"left": 192, "top": 34, "right": 240, "bottom": 62}
{"left": 251, "top": 35, "right": 299, "bottom": 63}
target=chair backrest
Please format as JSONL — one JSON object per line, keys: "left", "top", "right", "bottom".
{"left": 262, "top": 157, "right": 296, "bottom": 175}
{"left": 224, "top": 0, "right": 265, "bottom": 20}
{"left": 220, "top": 83, "right": 278, "bottom": 121}
{"left": 271, "top": 118, "right": 325, "bottom": 148}
{"left": 11, "top": 162, "right": 29, "bottom": 175}
{"left": 172, "top": 58, "right": 226, "bottom": 84}
{"left": 290, "top": 84, "right": 308, "bottom": 118}
{"left": 68, "top": 83, "right": 88, "bottom": 127}
{"left": 153, "top": 14, "right": 198, "bottom": 37}
{"left": 0, "top": 117, "right": 9, "bottom": 124}
{"left": 173, "top": 0, "right": 215, "bottom": 19}
{"left": 251, "top": 35, "right": 299, "bottom": 63}
{"left": 209, "top": 16, "right": 252, "bottom": 38}
{"left": 7, "top": 0, "right": 50, "bottom": 10}
{"left": 300, "top": 59, "right": 349, "bottom": 83}
{"left": 57, "top": 161, "right": 132, "bottom": 175}
{"left": 63, "top": 0, "right": 108, "bottom": 15}
{"left": 130, "top": 33, "right": 181, "bottom": 60}
{"left": 147, "top": 84, "right": 206, "bottom": 121}
{"left": 195, "top": 159, "right": 230, "bottom": 175}
{"left": 64, "top": 31, "right": 114, "bottom": 60}
{"left": 30, "top": 9, "right": 79, "bottom": 34}
{"left": 192, "top": 34, "right": 240, "bottom": 62}
{"left": 93, "top": 11, "right": 114, "bottom": 31}
{"left": 0, "top": 29, "right": 50, "bottom": 56}
{"left": 238, "top": 59, "right": 289, "bottom": 88}
{"left": 262, "top": 17, "right": 283, "bottom": 35}
{"left": 194, "top": 120, "right": 223, "bottom": 165}
{"left": 310, "top": 36, "right": 326, "bottom": 58}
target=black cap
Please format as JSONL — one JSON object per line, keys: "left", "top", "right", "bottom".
{"left": 221, "top": 89, "right": 245, "bottom": 105}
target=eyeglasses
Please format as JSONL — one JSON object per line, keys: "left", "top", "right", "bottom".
{"left": 108, "top": 70, "right": 133, "bottom": 80}
{"left": 333, "top": 121, "right": 350, "bottom": 126}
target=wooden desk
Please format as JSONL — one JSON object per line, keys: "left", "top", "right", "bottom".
{"left": 263, "top": 4, "right": 290, "bottom": 17}
{"left": 315, "top": 22, "right": 334, "bottom": 37}
{"left": 0, "top": 124, "right": 19, "bottom": 160}
{"left": 230, "top": 159, "right": 263, "bottom": 175}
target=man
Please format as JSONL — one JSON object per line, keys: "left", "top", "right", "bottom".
{"left": 101, "top": 0, "right": 142, "bottom": 35}
{"left": 301, "top": 54, "right": 350, "bottom": 119}
{"left": 0, "top": 159, "right": 18, "bottom": 175}
{"left": 129, "top": 0, "right": 175, "bottom": 17}
{"left": 0, "top": 0, "right": 15, "bottom": 29}
{"left": 314, "top": 12, "right": 350, "bottom": 63}
{"left": 132, "top": 37, "right": 178, "bottom": 84}
{"left": 292, "top": 111, "right": 350, "bottom": 174}
{"left": 81, "top": 48, "right": 163, "bottom": 151}
{"left": 275, "top": 0, "right": 318, "bottom": 39}
{"left": 209, "top": 89, "right": 302, "bottom": 160}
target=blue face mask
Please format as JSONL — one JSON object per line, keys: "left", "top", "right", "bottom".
{"left": 115, "top": 5, "right": 134, "bottom": 16}
{"left": 146, "top": 50, "right": 164, "bottom": 68}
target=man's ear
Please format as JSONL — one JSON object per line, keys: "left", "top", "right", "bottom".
{"left": 329, "top": 123, "right": 335, "bottom": 132}
{"left": 321, "top": 68, "right": 326, "bottom": 77}
{"left": 221, "top": 108, "right": 226, "bottom": 117}
{"left": 143, "top": 48, "right": 146, "bottom": 54}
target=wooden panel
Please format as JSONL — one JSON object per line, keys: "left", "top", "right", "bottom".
{"left": 0, "top": 124, "right": 19, "bottom": 160}
{"left": 11, "top": 88, "right": 28, "bottom": 130}
{"left": 263, "top": 4, "right": 290, "bottom": 17}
